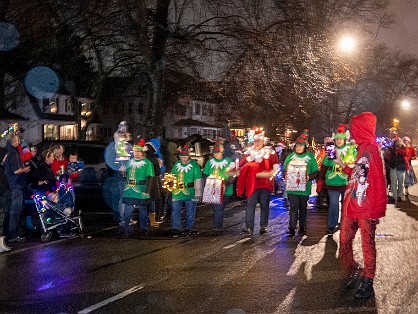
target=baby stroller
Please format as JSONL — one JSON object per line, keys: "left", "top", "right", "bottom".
{"left": 31, "top": 182, "right": 83, "bottom": 242}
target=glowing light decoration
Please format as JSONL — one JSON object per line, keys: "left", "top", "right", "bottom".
{"left": 162, "top": 173, "right": 177, "bottom": 191}
{"left": 1, "top": 124, "right": 17, "bottom": 138}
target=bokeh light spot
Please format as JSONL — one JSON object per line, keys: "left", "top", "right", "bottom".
{"left": 24, "top": 66, "right": 60, "bottom": 99}
{"left": 0, "top": 22, "right": 20, "bottom": 51}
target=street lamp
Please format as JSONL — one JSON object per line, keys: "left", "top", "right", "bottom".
{"left": 338, "top": 35, "right": 356, "bottom": 54}
{"left": 401, "top": 99, "right": 411, "bottom": 110}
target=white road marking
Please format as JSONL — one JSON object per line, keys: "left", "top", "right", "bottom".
{"left": 77, "top": 285, "right": 144, "bottom": 313}
{"left": 222, "top": 237, "right": 251, "bottom": 249}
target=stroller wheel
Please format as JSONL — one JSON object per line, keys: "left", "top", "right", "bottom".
{"left": 41, "top": 232, "right": 52, "bottom": 242}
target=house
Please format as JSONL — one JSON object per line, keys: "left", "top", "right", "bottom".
{"left": 164, "top": 99, "right": 225, "bottom": 140}
{"left": 3, "top": 82, "right": 100, "bottom": 145}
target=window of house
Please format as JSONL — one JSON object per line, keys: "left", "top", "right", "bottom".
{"left": 99, "top": 127, "right": 112, "bottom": 138}
{"left": 65, "top": 98, "right": 72, "bottom": 113}
{"left": 43, "top": 124, "right": 59, "bottom": 140}
{"left": 202, "top": 104, "right": 209, "bottom": 116}
{"left": 203, "top": 129, "right": 208, "bottom": 136}
{"left": 42, "top": 98, "right": 49, "bottom": 112}
{"left": 190, "top": 127, "right": 198, "bottom": 135}
{"left": 194, "top": 103, "right": 201, "bottom": 115}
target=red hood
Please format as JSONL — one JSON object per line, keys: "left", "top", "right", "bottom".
{"left": 350, "top": 112, "right": 376, "bottom": 145}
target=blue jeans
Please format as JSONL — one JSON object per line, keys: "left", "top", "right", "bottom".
{"left": 390, "top": 168, "right": 405, "bottom": 200}
{"left": 213, "top": 196, "right": 230, "bottom": 230}
{"left": 124, "top": 204, "right": 149, "bottom": 234}
{"left": 245, "top": 189, "right": 271, "bottom": 230}
{"left": 171, "top": 199, "right": 197, "bottom": 231}
{"left": 288, "top": 194, "right": 308, "bottom": 230}
{"left": 327, "top": 189, "right": 345, "bottom": 229}
{"left": 8, "top": 188, "right": 24, "bottom": 238}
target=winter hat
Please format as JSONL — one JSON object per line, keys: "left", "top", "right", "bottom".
{"left": 253, "top": 127, "right": 265, "bottom": 140}
{"left": 133, "top": 138, "right": 147, "bottom": 151}
{"left": 212, "top": 141, "right": 223, "bottom": 154}
{"left": 295, "top": 129, "right": 309, "bottom": 146}
{"left": 179, "top": 144, "right": 191, "bottom": 157}
{"left": 333, "top": 124, "right": 349, "bottom": 139}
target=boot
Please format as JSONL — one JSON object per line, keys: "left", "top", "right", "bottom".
{"left": 354, "top": 277, "right": 374, "bottom": 299}
{"left": 0, "top": 236, "right": 11, "bottom": 252}
{"left": 149, "top": 213, "right": 161, "bottom": 228}
{"left": 26, "top": 216, "right": 36, "bottom": 230}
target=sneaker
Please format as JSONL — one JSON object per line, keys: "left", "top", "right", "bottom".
{"left": 259, "top": 227, "right": 267, "bottom": 235}
{"left": 242, "top": 227, "right": 253, "bottom": 236}
{"left": 327, "top": 228, "right": 334, "bottom": 236}
{"left": 354, "top": 277, "right": 374, "bottom": 299}
{"left": 184, "top": 229, "right": 198, "bottom": 236}
{"left": 298, "top": 227, "right": 306, "bottom": 235}
{"left": 171, "top": 229, "right": 181, "bottom": 238}
{"left": 140, "top": 229, "right": 148, "bottom": 236}
{"left": 286, "top": 228, "right": 295, "bottom": 237}
{"left": 7, "top": 236, "right": 26, "bottom": 243}
{"left": 343, "top": 266, "right": 363, "bottom": 290}
{"left": 129, "top": 219, "right": 138, "bottom": 225}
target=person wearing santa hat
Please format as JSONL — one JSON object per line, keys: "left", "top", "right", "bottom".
{"left": 122, "top": 139, "right": 155, "bottom": 238}
{"left": 319, "top": 125, "right": 357, "bottom": 235}
{"left": 170, "top": 144, "right": 203, "bottom": 237}
{"left": 203, "top": 142, "right": 235, "bottom": 232}
{"left": 236, "top": 128, "right": 280, "bottom": 236}
{"left": 334, "top": 112, "right": 386, "bottom": 299}
{"left": 282, "top": 129, "right": 319, "bottom": 236}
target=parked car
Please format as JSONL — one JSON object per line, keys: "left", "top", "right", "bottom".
{"left": 35, "top": 140, "right": 111, "bottom": 212}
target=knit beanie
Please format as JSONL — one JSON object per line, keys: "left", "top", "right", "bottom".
{"left": 179, "top": 144, "right": 191, "bottom": 157}
{"left": 295, "top": 129, "right": 309, "bottom": 146}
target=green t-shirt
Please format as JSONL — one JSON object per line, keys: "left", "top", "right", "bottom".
{"left": 283, "top": 151, "right": 319, "bottom": 196}
{"left": 123, "top": 158, "right": 155, "bottom": 199}
{"left": 171, "top": 159, "right": 202, "bottom": 201}
{"left": 203, "top": 157, "right": 233, "bottom": 196}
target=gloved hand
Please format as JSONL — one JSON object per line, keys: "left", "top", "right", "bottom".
{"left": 316, "top": 180, "right": 323, "bottom": 194}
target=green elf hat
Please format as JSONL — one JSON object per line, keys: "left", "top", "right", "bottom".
{"left": 295, "top": 129, "right": 309, "bottom": 146}
{"left": 133, "top": 138, "right": 147, "bottom": 151}
{"left": 212, "top": 141, "right": 223, "bottom": 154}
{"left": 333, "top": 124, "right": 349, "bottom": 140}
{"left": 179, "top": 144, "right": 191, "bottom": 156}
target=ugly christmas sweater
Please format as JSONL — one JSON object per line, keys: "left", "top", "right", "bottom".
{"left": 203, "top": 157, "right": 234, "bottom": 196}
{"left": 283, "top": 151, "right": 319, "bottom": 196}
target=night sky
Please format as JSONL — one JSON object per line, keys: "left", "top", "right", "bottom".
{"left": 377, "top": 0, "right": 418, "bottom": 57}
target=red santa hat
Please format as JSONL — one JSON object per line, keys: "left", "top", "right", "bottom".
{"left": 253, "top": 127, "right": 265, "bottom": 140}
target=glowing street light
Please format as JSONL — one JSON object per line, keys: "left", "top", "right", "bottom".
{"left": 401, "top": 99, "right": 411, "bottom": 110}
{"left": 339, "top": 35, "right": 356, "bottom": 54}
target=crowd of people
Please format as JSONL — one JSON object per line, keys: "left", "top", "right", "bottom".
{"left": 1, "top": 112, "right": 417, "bottom": 300}
{"left": 0, "top": 133, "right": 82, "bottom": 250}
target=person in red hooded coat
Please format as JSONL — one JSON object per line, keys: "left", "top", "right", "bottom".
{"left": 334, "top": 112, "right": 387, "bottom": 299}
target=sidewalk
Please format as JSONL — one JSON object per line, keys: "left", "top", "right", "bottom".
{"left": 286, "top": 160, "right": 418, "bottom": 313}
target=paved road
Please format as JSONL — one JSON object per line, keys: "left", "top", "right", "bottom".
{"left": 1, "top": 162, "right": 418, "bottom": 313}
